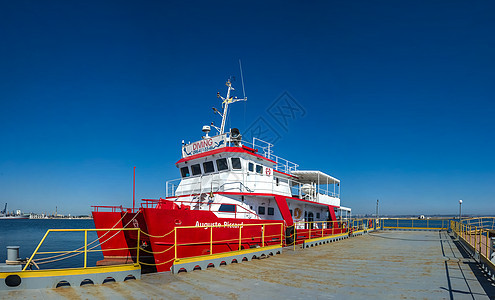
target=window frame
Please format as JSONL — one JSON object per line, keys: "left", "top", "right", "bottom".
{"left": 231, "top": 157, "right": 242, "bottom": 170}
{"left": 180, "top": 166, "right": 190, "bottom": 178}
{"left": 219, "top": 204, "right": 236, "bottom": 212}
{"left": 203, "top": 161, "right": 215, "bottom": 174}
{"left": 258, "top": 206, "right": 266, "bottom": 215}
{"left": 268, "top": 207, "right": 275, "bottom": 216}
{"left": 256, "top": 165, "right": 263, "bottom": 174}
{"left": 191, "top": 164, "right": 202, "bottom": 176}
{"left": 216, "top": 158, "right": 229, "bottom": 172}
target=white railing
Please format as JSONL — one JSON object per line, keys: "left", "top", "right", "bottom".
{"left": 249, "top": 138, "right": 299, "bottom": 173}
{"left": 165, "top": 173, "right": 339, "bottom": 201}
{"left": 182, "top": 134, "right": 299, "bottom": 173}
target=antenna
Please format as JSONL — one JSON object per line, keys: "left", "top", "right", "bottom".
{"left": 217, "top": 78, "right": 247, "bottom": 134}
{"left": 239, "top": 59, "right": 247, "bottom": 99}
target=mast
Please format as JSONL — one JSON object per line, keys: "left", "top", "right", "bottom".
{"left": 217, "top": 79, "right": 247, "bottom": 134}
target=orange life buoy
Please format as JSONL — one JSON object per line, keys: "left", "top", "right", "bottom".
{"left": 294, "top": 208, "right": 302, "bottom": 219}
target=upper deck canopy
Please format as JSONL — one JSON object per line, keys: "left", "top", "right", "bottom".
{"left": 291, "top": 170, "right": 340, "bottom": 185}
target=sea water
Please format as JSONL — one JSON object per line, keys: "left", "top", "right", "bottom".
{"left": 0, "top": 219, "right": 102, "bottom": 269}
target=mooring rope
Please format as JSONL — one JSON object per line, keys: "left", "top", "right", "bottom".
{"left": 138, "top": 257, "right": 175, "bottom": 266}
{"left": 33, "top": 210, "right": 142, "bottom": 265}
{"left": 140, "top": 228, "right": 175, "bottom": 239}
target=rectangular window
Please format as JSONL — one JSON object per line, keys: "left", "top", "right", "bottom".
{"left": 316, "top": 213, "right": 320, "bottom": 219}
{"left": 219, "top": 204, "right": 236, "bottom": 212}
{"left": 203, "top": 161, "right": 215, "bottom": 173}
{"left": 191, "top": 164, "right": 201, "bottom": 176}
{"left": 180, "top": 166, "right": 190, "bottom": 178}
{"left": 258, "top": 206, "right": 265, "bottom": 215}
{"left": 231, "top": 158, "right": 242, "bottom": 170}
{"left": 256, "top": 165, "right": 263, "bottom": 174}
{"left": 216, "top": 158, "right": 228, "bottom": 171}
{"left": 290, "top": 209, "right": 293, "bottom": 216}
{"left": 248, "top": 162, "right": 254, "bottom": 172}
{"left": 268, "top": 207, "right": 274, "bottom": 216}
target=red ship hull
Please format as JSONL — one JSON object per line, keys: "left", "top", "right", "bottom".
{"left": 93, "top": 202, "right": 346, "bottom": 272}
{"left": 92, "top": 205, "right": 286, "bottom": 272}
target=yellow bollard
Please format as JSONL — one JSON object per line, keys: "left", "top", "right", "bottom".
{"left": 210, "top": 227, "right": 213, "bottom": 255}
{"left": 262, "top": 224, "right": 265, "bottom": 247}
{"left": 238, "top": 226, "right": 242, "bottom": 251}
{"left": 174, "top": 228, "right": 177, "bottom": 261}
{"left": 84, "top": 230, "right": 88, "bottom": 268}
{"left": 136, "top": 229, "right": 141, "bottom": 264}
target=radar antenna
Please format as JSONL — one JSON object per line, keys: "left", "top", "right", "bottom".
{"left": 216, "top": 78, "right": 247, "bottom": 134}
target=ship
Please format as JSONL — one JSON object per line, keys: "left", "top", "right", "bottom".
{"left": 92, "top": 78, "right": 352, "bottom": 272}
{"left": 0, "top": 203, "right": 29, "bottom": 220}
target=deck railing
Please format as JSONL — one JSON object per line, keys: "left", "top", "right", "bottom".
{"left": 174, "top": 222, "right": 284, "bottom": 258}
{"left": 451, "top": 218, "right": 495, "bottom": 275}
{"left": 379, "top": 218, "right": 451, "bottom": 230}
{"left": 166, "top": 174, "right": 340, "bottom": 200}
{"left": 289, "top": 218, "right": 375, "bottom": 245}
{"left": 23, "top": 228, "right": 141, "bottom": 271}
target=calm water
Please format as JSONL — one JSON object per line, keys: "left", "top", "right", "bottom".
{"left": 0, "top": 219, "right": 102, "bottom": 269}
{"left": 381, "top": 218, "right": 453, "bottom": 228}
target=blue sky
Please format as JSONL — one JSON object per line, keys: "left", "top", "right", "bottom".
{"left": 1, "top": 1, "right": 494, "bottom": 216}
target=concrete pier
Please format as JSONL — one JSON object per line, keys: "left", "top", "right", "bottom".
{"left": 2, "top": 231, "right": 494, "bottom": 299}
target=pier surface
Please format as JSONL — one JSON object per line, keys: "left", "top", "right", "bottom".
{"left": 3, "top": 231, "right": 495, "bottom": 299}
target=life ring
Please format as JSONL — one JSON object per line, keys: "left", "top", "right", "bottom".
{"left": 294, "top": 208, "right": 302, "bottom": 219}
{"left": 265, "top": 168, "right": 271, "bottom": 176}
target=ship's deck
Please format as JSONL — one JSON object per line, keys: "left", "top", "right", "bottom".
{"left": 3, "top": 230, "right": 495, "bottom": 299}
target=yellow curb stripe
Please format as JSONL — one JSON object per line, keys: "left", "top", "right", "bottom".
{"left": 0, "top": 264, "right": 140, "bottom": 279}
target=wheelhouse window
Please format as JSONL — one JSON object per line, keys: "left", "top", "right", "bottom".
{"left": 180, "top": 166, "right": 190, "bottom": 178}
{"left": 231, "top": 158, "right": 242, "bottom": 170}
{"left": 268, "top": 207, "right": 274, "bottom": 216}
{"left": 219, "top": 204, "right": 236, "bottom": 212}
{"left": 258, "top": 206, "right": 265, "bottom": 215}
{"left": 256, "top": 165, "right": 263, "bottom": 174}
{"left": 191, "top": 164, "right": 202, "bottom": 176}
{"left": 316, "top": 213, "right": 320, "bottom": 219}
{"left": 216, "top": 158, "right": 228, "bottom": 171}
{"left": 203, "top": 161, "right": 215, "bottom": 173}
{"left": 248, "top": 162, "right": 254, "bottom": 172}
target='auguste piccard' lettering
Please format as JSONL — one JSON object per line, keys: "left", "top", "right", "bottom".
{"left": 195, "top": 221, "right": 244, "bottom": 228}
